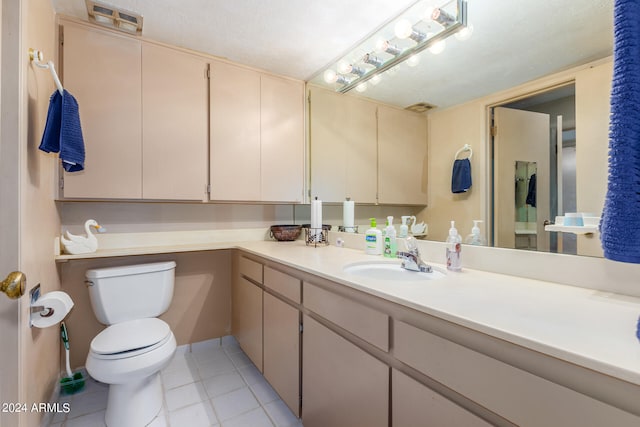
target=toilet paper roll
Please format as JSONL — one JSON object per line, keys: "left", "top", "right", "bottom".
{"left": 31, "top": 291, "right": 74, "bottom": 328}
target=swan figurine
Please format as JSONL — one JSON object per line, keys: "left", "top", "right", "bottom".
{"left": 60, "top": 219, "right": 106, "bottom": 255}
{"left": 410, "top": 216, "right": 427, "bottom": 236}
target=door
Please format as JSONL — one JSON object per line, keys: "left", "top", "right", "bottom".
{"left": 263, "top": 293, "right": 300, "bottom": 416}
{"left": 1, "top": 2, "right": 22, "bottom": 425}
{"left": 61, "top": 24, "right": 143, "bottom": 198}
{"left": 493, "top": 107, "right": 550, "bottom": 250}
{"left": 302, "top": 315, "right": 388, "bottom": 427}
{"left": 142, "top": 43, "right": 208, "bottom": 200}
{"left": 209, "top": 61, "right": 261, "bottom": 201}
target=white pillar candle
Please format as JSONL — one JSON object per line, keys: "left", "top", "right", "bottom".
{"left": 343, "top": 198, "right": 355, "bottom": 232}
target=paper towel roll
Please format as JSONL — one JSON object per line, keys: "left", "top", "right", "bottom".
{"left": 311, "top": 197, "right": 323, "bottom": 239}
{"left": 343, "top": 198, "right": 355, "bottom": 232}
{"left": 31, "top": 291, "right": 74, "bottom": 328}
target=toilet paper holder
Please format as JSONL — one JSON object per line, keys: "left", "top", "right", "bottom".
{"left": 29, "top": 284, "right": 74, "bottom": 328}
{"left": 30, "top": 305, "right": 55, "bottom": 317}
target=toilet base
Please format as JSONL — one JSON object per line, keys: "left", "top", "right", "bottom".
{"left": 105, "top": 372, "right": 163, "bottom": 427}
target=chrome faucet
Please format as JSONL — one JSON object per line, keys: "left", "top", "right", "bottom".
{"left": 397, "top": 236, "right": 433, "bottom": 273}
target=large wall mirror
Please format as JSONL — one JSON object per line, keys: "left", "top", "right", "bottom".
{"left": 308, "top": 0, "right": 613, "bottom": 257}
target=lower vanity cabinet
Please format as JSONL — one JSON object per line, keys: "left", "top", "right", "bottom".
{"left": 392, "top": 369, "right": 492, "bottom": 427}
{"left": 263, "top": 267, "right": 301, "bottom": 416}
{"left": 232, "top": 257, "right": 263, "bottom": 371}
{"left": 302, "top": 315, "right": 388, "bottom": 427}
{"left": 263, "top": 292, "right": 300, "bottom": 416}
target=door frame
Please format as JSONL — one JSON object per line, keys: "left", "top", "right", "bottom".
{"left": 484, "top": 80, "right": 575, "bottom": 249}
{"left": 0, "top": 1, "right": 23, "bottom": 426}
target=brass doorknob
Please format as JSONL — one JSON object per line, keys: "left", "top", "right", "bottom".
{"left": 1, "top": 271, "right": 26, "bottom": 299}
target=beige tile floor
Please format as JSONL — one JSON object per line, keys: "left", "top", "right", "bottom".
{"left": 48, "top": 336, "right": 302, "bottom": 427}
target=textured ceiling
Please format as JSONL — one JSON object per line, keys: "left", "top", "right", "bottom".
{"left": 51, "top": 0, "right": 613, "bottom": 109}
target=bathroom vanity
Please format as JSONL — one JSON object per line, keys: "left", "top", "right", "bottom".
{"left": 232, "top": 243, "right": 640, "bottom": 427}
{"left": 56, "top": 233, "right": 640, "bottom": 427}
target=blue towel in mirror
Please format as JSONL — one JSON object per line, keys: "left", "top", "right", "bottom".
{"left": 451, "top": 158, "right": 472, "bottom": 193}
{"left": 39, "top": 90, "right": 85, "bottom": 172}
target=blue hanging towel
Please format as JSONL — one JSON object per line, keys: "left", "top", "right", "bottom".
{"left": 39, "top": 89, "right": 85, "bottom": 172}
{"left": 451, "top": 158, "right": 472, "bottom": 193}
{"left": 600, "top": 0, "right": 640, "bottom": 263}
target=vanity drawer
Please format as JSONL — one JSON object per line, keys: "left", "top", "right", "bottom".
{"left": 239, "top": 256, "right": 263, "bottom": 284}
{"left": 393, "top": 320, "right": 639, "bottom": 427}
{"left": 264, "top": 266, "right": 301, "bottom": 303}
{"left": 304, "top": 282, "right": 388, "bottom": 351}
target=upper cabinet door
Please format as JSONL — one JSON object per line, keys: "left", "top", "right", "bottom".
{"left": 377, "top": 106, "right": 428, "bottom": 205}
{"left": 62, "top": 24, "right": 142, "bottom": 199}
{"left": 309, "top": 87, "right": 377, "bottom": 203}
{"left": 260, "top": 75, "right": 305, "bottom": 203}
{"left": 141, "top": 43, "right": 208, "bottom": 200}
{"left": 209, "top": 61, "right": 261, "bottom": 201}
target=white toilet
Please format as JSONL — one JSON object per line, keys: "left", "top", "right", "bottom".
{"left": 85, "top": 261, "right": 177, "bottom": 427}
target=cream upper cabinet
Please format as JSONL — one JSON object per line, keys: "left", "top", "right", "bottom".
{"left": 62, "top": 24, "right": 142, "bottom": 199}
{"left": 209, "top": 61, "right": 262, "bottom": 201}
{"left": 309, "top": 86, "right": 377, "bottom": 203}
{"left": 377, "top": 105, "right": 428, "bottom": 205}
{"left": 141, "top": 43, "right": 208, "bottom": 200}
{"left": 61, "top": 22, "right": 209, "bottom": 200}
{"left": 210, "top": 62, "right": 305, "bottom": 202}
{"left": 260, "top": 75, "right": 305, "bottom": 202}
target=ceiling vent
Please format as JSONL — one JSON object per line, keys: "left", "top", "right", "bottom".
{"left": 405, "top": 102, "right": 437, "bottom": 113}
{"left": 85, "top": 0, "right": 143, "bottom": 35}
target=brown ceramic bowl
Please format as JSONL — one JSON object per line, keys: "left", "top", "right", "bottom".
{"left": 270, "top": 225, "right": 302, "bottom": 241}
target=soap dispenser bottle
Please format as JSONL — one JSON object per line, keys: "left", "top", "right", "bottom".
{"left": 399, "top": 216, "right": 410, "bottom": 238}
{"left": 465, "top": 220, "right": 487, "bottom": 246}
{"left": 384, "top": 216, "right": 397, "bottom": 258}
{"left": 446, "top": 221, "right": 462, "bottom": 271}
{"left": 365, "top": 218, "right": 383, "bottom": 255}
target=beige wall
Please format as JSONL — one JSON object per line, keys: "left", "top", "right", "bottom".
{"left": 421, "top": 101, "right": 486, "bottom": 242}
{"left": 21, "top": 1, "right": 61, "bottom": 426}
{"left": 422, "top": 58, "right": 612, "bottom": 254}
{"left": 59, "top": 250, "right": 232, "bottom": 369}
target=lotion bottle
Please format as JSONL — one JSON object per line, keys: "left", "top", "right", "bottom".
{"left": 365, "top": 218, "right": 383, "bottom": 255}
{"left": 399, "top": 216, "right": 410, "bottom": 238}
{"left": 465, "top": 220, "right": 487, "bottom": 246}
{"left": 446, "top": 221, "right": 462, "bottom": 271}
{"left": 383, "top": 216, "right": 397, "bottom": 258}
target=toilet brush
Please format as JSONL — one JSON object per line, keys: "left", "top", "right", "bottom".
{"left": 60, "top": 322, "right": 85, "bottom": 394}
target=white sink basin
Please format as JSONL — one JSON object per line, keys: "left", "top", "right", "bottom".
{"left": 343, "top": 261, "right": 445, "bottom": 282}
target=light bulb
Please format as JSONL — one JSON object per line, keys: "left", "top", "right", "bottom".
{"left": 422, "top": 6, "right": 435, "bottom": 22}
{"left": 323, "top": 69, "right": 337, "bottom": 83}
{"left": 375, "top": 39, "right": 388, "bottom": 52}
{"left": 455, "top": 24, "right": 474, "bottom": 41}
{"left": 428, "top": 39, "right": 446, "bottom": 55}
{"left": 356, "top": 82, "right": 367, "bottom": 93}
{"left": 337, "top": 62, "right": 352, "bottom": 75}
{"left": 370, "top": 75, "right": 382, "bottom": 86}
{"left": 407, "top": 54, "right": 420, "bottom": 67}
{"left": 394, "top": 19, "right": 413, "bottom": 39}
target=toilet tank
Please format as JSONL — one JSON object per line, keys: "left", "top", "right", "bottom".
{"left": 85, "top": 261, "right": 176, "bottom": 325}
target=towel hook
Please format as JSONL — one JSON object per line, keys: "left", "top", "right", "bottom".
{"left": 29, "top": 48, "right": 64, "bottom": 95}
{"left": 454, "top": 144, "right": 473, "bottom": 160}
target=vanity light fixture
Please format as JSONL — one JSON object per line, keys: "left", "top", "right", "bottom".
{"left": 316, "top": 0, "right": 468, "bottom": 93}
{"left": 85, "top": 0, "right": 143, "bottom": 35}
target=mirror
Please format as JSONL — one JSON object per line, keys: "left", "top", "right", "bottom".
{"left": 514, "top": 161, "right": 537, "bottom": 250}
{"left": 315, "top": 0, "right": 612, "bottom": 257}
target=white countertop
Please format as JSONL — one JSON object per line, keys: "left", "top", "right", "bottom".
{"left": 238, "top": 241, "right": 640, "bottom": 387}
{"left": 55, "top": 231, "right": 640, "bottom": 387}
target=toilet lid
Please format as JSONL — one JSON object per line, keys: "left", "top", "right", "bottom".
{"left": 91, "top": 318, "right": 171, "bottom": 355}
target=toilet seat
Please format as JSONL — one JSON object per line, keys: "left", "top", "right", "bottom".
{"left": 90, "top": 318, "right": 172, "bottom": 360}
